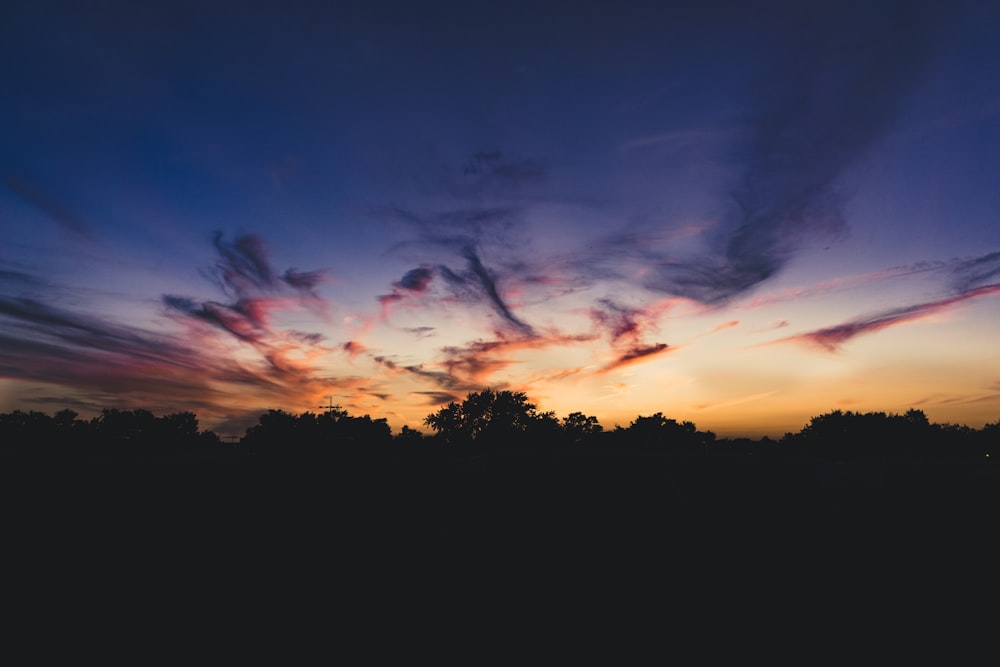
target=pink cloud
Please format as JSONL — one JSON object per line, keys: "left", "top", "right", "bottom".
{"left": 342, "top": 340, "right": 366, "bottom": 356}
{"left": 700, "top": 320, "right": 740, "bottom": 337}
{"left": 778, "top": 283, "right": 1000, "bottom": 352}
{"left": 598, "top": 343, "right": 672, "bottom": 373}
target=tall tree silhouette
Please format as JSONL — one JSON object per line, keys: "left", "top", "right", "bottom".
{"left": 562, "top": 412, "right": 603, "bottom": 445}
{"left": 423, "top": 389, "right": 547, "bottom": 447}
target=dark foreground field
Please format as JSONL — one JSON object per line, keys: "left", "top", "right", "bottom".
{"left": 6, "top": 452, "right": 997, "bottom": 535}
{"left": 4, "top": 451, "right": 997, "bottom": 649}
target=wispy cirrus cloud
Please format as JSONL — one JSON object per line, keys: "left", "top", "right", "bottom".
{"left": 371, "top": 354, "right": 479, "bottom": 396}
{"left": 395, "top": 266, "right": 434, "bottom": 292}
{"left": 454, "top": 151, "right": 546, "bottom": 196}
{"left": 572, "top": 3, "right": 951, "bottom": 307}
{"left": 598, "top": 343, "right": 672, "bottom": 373}
{"left": 378, "top": 265, "right": 436, "bottom": 316}
{"left": 6, "top": 175, "right": 94, "bottom": 238}
{"left": 375, "top": 266, "right": 435, "bottom": 321}
{"left": 412, "top": 391, "right": 461, "bottom": 406}
{"left": 0, "top": 232, "right": 345, "bottom": 430}
{"left": 377, "top": 151, "right": 549, "bottom": 333}
{"left": 205, "top": 231, "right": 327, "bottom": 298}
{"left": 951, "top": 251, "right": 1000, "bottom": 294}
{"left": 459, "top": 244, "right": 534, "bottom": 333}
{"left": 0, "top": 288, "right": 348, "bottom": 425}
{"left": 0, "top": 295, "right": 200, "bottom": 368}
{"left": 403, "top": 326, "right": 436, "bottom": 338}
{"left": 0, "top": 266, "right": 49, "bottom": 291}
{"left": 588, "top": 297, "right": 674, "bottom": 373}
{"left": 342, "top": 340, "right": 366, "bottom": 356}
{"left": 437, "top": 331, "right": 595, "bottom": 386}
{"left": 165, "top": 232, "right": 329, "bottom": 354}
{"left": 778, "top": 283, "right": 1000, "bottom": 352}
{"left": 0, "top": 289, "right": 329, "bottom": 429}
{"left": 157, "top": 233, "right": 340, "bottom": 418}
{"left": 690, "top": 390, "right": 777, "bottom": 412}
{"left": 369, "top": 327, "right": 597, "bottom": 400}
{"left": 379, "top": 242, "right": 535, "bottom": 333}
{"left": 741, "top": 260, "right": 952, "bottom": 310}
{"left": 700, "top": 320, "right": 740, "bottom": 337}
{"left": 772, "top": 250, "right": 1000, "bottom": 351}
{"left": 910, "top": 380, "right": 1000, "bottom": 410}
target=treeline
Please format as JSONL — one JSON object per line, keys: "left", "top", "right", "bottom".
{"left": 0, "top": 408, "right": 222, "bottom": 458}
{"left": 1, "top": 390, "right": 997, "bottom": 462}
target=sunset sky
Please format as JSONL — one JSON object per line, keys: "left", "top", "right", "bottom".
{"left": 2, "top": 0, "right": 999, "bottom": 437}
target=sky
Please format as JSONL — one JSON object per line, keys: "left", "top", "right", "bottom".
{"left": 2, "top": 0, "right": 999, "bottom": 438}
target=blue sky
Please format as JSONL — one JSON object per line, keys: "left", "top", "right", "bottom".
{"left": 2, "top": 0, "right": 999, "bottom": 436}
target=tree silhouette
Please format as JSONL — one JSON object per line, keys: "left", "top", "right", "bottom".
{"left": 562, "top": 412, "right": 603, "bottom": 444}
{"left": 423, "top": 389, "right": 547, "bottom": 447}
{"left": 798, "top": 409, "right": 940, "bottom": 462}
{"left": 395, "top": 425, "right": 424, "bottom": 444}
{"left": 0, "top": 398, "right": 996, "bottom": 467}
{"left": 423, "top": 402, "right": 465, "bottom": 444}
{"left": 617, "top": 412, "right": 714, "bottom": 455}
{"left": 241, "top": 407, "right": 391, "bottom": 457}
{"left": 0, "top": 407, "right": 223, "bottom": 457}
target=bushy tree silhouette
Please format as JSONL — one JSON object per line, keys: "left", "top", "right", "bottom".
{"left": 0, "top": 399, "right": 996, "bottom": 466}
{"left": 614, "top": 412, "right": 714, "bottom": 456}
{"left": 423, "top": 389, "right": 549, "bottom": 448}
{"left": 395, "top": 425, "right": 424, "bottom": 444}
{"left": 0, "top": 407, "right": 221, "bottom": 457}
{"left": 792, "top": 408, "right": 991, "bottom": 462}
{"left": 562, "top": 412, "right": 603, "bottom": 444}
{"left": 241, "top": 407, "right": 391, "bottom": 458}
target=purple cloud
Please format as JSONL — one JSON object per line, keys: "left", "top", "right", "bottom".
{"left": 396, "top": 266, "right": 434, "bottom": 292}
{"left": 781, "top": 284, "right": 1000, "bottom": 352}
{"left": 460, "top": 244, "right": 533, "bottom": 334}
{"left": 599, "top": 343, "right": 672, "bottom": 373}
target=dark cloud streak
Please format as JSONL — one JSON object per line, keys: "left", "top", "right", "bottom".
{"left": 782, "top": 283, "right": 1000, "bottom": 352}
{"left": 396, "top": 266, "right": 434, "bottom": 292}
{"left": 641, "top": 2, "right": 948, "bottom": 304}
{"left": 162, "top": 295, "right": 262, "bottom": 343}
{"left": 378, "top": 151, "right": 547, "bottom": 332}
{"left": 209, "top": 232, "right": 327, "bottom": 298}
{"left": 461, "top": 245, "right": 534, "bottom": 334}
{"left": 413, "top": 391, "right": 460, "bottom": 406}
{"left": 169, "top": 232, "right": 328, "bottom": 345}
{"left": 0, "top": 295, "right": 198, "bottom": 368}
{"left": 6, "top": 176, "right": 93, "bottom": 238}
{"left": 952, "top": 251, "right": 1000, "bottom": 294}
{"left": 599, "top": 343, "right": 671, "bottom": 373}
